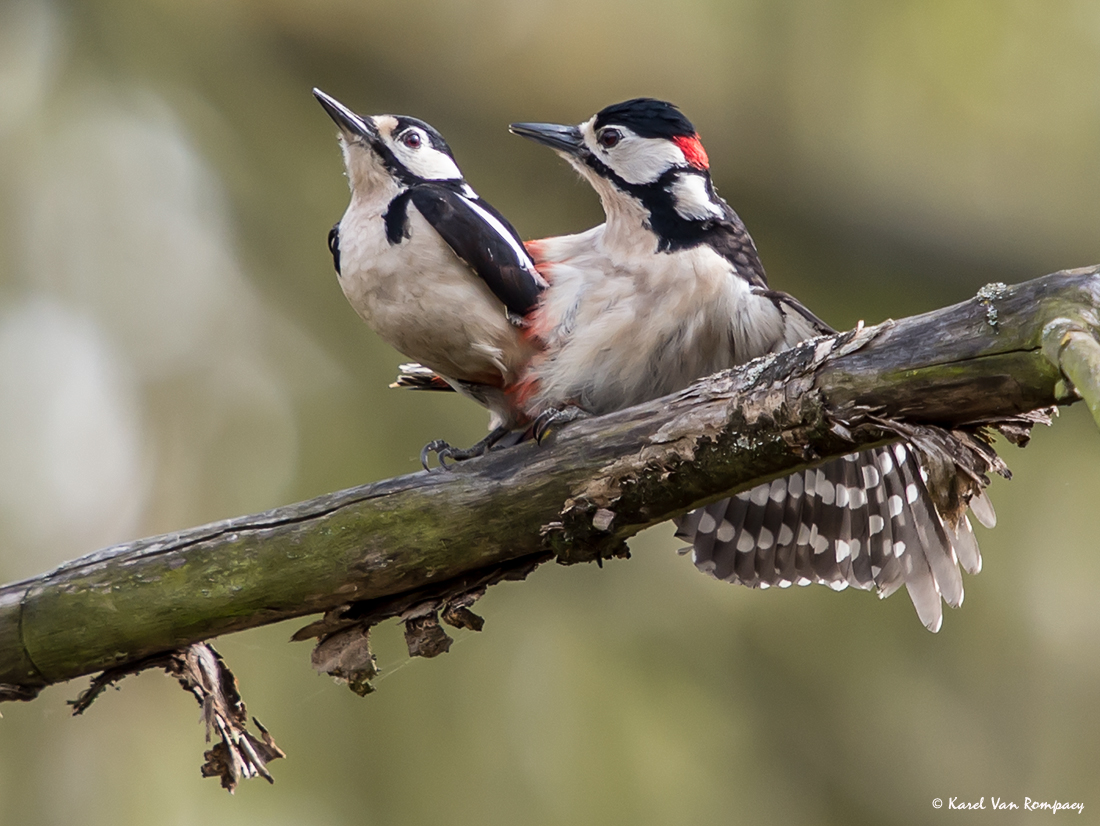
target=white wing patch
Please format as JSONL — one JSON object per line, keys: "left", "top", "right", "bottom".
{"left": 460, "top": 196, "right": 547, "bottom": 285}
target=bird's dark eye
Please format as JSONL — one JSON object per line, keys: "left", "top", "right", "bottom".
{"left": 401, "top": 131, "right": 422, "bottom": 149}
{"left": 598, "top": 128, "right": 622, "bottom": 148}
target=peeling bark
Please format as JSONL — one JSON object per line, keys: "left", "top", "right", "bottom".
{"left": 70, "top": 644, "right": 284, "bottom": 792}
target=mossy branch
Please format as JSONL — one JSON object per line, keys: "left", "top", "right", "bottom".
{"left": 0, "top": 267, "right": 1096, "bottom": 707}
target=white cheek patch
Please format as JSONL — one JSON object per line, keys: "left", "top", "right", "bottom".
{"left": 582, "top": 122, "right": 688, "bottom": 185}
{"left": 670, "top": 174, "right": 724, "bottom": 221}
{"left": 610, "top": 136, "right": 687, "bottom": 185}
{"left": 396, "top": 145, "right": 463, "bottom": 181}
{"left": 377, "top": 115, "right": 462, "bottom": 181}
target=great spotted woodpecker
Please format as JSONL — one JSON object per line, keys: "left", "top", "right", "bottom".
{"left": 508, "top": 99, "right": 990, "bottom": 631}
{"left": 314, "top": 89, "right": 544, "bottom": 463}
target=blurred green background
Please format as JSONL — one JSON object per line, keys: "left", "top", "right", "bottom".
{"left": 1, "top": 1, "right": 1099, "bottom": 823}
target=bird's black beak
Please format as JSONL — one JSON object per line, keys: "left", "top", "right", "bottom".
{"left": 313, "top": 88, "right": 378, "bottom": 141}
{"left": 509, "top": 122, "right": 585, "bottom": 157}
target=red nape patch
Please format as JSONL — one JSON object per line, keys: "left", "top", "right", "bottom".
{"left": 673, "top": 134, "right": 709, "bottom": 170}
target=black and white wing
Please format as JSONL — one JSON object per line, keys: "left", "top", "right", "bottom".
{"left": 408, "top": 184, "right": 547, "bottom": 318}
{"left": 675, "top": 444, "right": 989, "bottom": 632}
{"left": 755, "top": 288, "right": 835, "bottom": 339}
{"left": 703, "top": 217, "right": 770, "bottom": 289}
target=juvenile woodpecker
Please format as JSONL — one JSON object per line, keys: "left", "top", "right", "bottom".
{"left": 314, "top": 89, "right": 545, "bottom": 463}
{"left": 509, "top": 98, "right": 990, "bottom": 631}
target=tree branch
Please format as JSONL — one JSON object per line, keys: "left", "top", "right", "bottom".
{"left": 0, "top": 267, "right": 1097, "bottom": 705}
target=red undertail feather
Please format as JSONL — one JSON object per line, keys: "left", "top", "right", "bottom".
{"left": 523, "top": 238, "right": 546, "bottom": 263}
{"left": 507, "top": 374, "right": 540, "bottom": 420}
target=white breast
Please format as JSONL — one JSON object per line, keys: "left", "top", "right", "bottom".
{"left": 337, "top": 193, "right": 534, "bottom": 393}
{"left": 528, "top": 228, "right": 790, "bottom": 415}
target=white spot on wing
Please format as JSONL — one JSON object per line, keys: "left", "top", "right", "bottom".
{"left": 697, "top": 511, "right": 717, "bottom": 535}
{"left": 715, "top": 520, "right": 735, "bottom": 544}
{"left": 769, "top": 478, "right": 786, "bottom": 503}
{"left": 878, "top": 451, "right": 894, "bottom": 475}
{"left": 804, "top": 472, "right": 817, "bottom": 496}
{"left": 835, "top": 540, "right": 851, "bottom": 563}
{"left": 835, "top": 484, "right": 849, "bottom": 508}
{"left": 788, "top": 473, "right": 803, "bottom": 497}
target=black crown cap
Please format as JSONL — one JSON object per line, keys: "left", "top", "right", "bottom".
{"left": 593, "top": 98, "right": 696, "bottom": 140}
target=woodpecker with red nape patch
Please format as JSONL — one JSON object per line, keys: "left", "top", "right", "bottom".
{"left": 507, "top": 98, "right": 991, "bottom": 631}
{"left": 314, "top": 88, "right": 545, "bottom": 466}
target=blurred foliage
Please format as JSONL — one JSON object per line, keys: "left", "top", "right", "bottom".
{"left": 0, "top": 1, "right": 1098, "bottom": 823}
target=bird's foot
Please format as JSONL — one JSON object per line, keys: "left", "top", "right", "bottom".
{"left": 420, "top": 439, "right": 485, "bottom": 470}
{"left": 532, "top": 405, "right": 590, "bottom": 444}
{"left": 420, "top": 425, "right": 511, "bottom": 471}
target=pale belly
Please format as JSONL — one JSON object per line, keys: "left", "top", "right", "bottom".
{"left": 528, "top": 241, "right": 786, "bottom": 415}
{"left": 338, "top": 207, "right": 534, "bottom": 387}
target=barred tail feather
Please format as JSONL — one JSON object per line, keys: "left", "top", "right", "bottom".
{"left": 948, "top": 515, "right": 982, "bottom": 575}
{"left": 841, "top": 455, "right": 873, "bottom": 589}
{"left": 879, "top": 445, "right": 944, "bottom": 631}
{"left": 897, "top": 445, "right": 964, "bottom": 609}
{"left": 674, "top": 441, "right": 990, "bottom": 632}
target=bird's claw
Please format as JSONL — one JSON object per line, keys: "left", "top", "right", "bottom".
{"left": 420, "top": 430, "right": 505, "bottom": 471}
{"left": 533, "top": 405, "right": 589, "bottom": 444}
{"left": 420, "top": 439, "right": 459, "bottom": 471}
